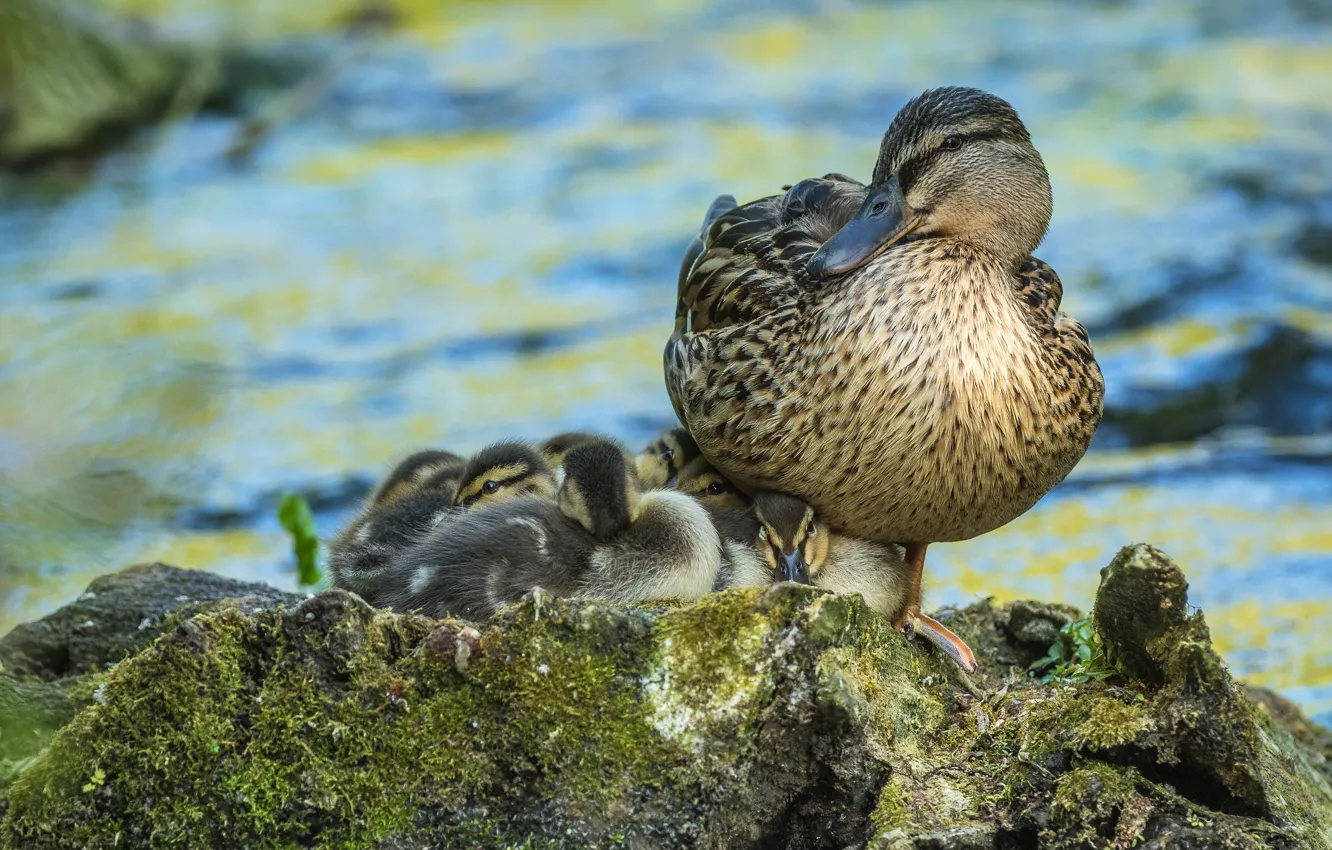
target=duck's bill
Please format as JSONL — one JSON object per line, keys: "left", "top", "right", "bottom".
{"left": 912, "top": 612, "right": 978, "bottom": 673}
{"left": 782, "top": 552, "right": 811, "bottom": 584}
{"left": 807, "top": 175, "right": 920, "bottom": 279}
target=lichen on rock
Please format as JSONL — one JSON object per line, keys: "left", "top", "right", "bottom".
{"left": 0, "top": 545, "right": 1329, "bottom": 849}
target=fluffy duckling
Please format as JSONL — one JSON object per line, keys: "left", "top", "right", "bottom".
{"left": 369, "top": 449, "right": 465, "bottom": 507}
{"left": 728, "top": 493, "right": 976, "bottom": 672}
{"left": 451, "top": 441, "right": 560, "bottom": 507}
{"left": 635, "top": 427, "right": 702, "bottom": 489}
{"left": 384, "top": 438, "right": 722, "bottom": 620}
{"left": 538, "top": 431, "right": 602, "bottom": 471}
{"left": 672, "top": 455, "right": 751, "bottom": 509}
{"left": 330, "top": 442, "right": 557, "bottom": 605}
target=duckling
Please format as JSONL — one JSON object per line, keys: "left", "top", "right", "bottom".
{"left": 369, "top": 449, "right": 465, "bottom": 507}
{"left": 451, "top": 441, "right": 560, "bottom": 507}
{"left": 722, "top": 492, "right": 975, "bottom": 672}
{"left": 329, "top": 442, "right": 557, "bottom": 605}
{"left": 667, "top": 87, "right": 1103, "bottom": 666}
{"left": 635, "top": 427, "right": 702, "bottom": 489}
{"left": 383, "top": 438, "right": 722, "bottom": 620}
{"left": 671, "top": 454, "right": 751, "bottom": 509}
{"left": 538, "top": 431, "right": 602, "bottom": 472}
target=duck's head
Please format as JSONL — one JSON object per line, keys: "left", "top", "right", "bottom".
{"left": 538, "top": 431, "right": 601, "bottom": 470}
{"left": 753, "top": 493, "right": 829, "bottom": 584}
{"left": 371, "top": 449, "right": 465, "bottom": 506}
{"left": 560, "top": 439, "right": 640, "bottom": 541}
{"left": 635, "top": 427, "right": 701, "bottom": 488}
{"left": 673, "top": 456, "right": 751, "bottom": 509}
{"left": 808, "top": 86, "right": 1051, "bottom": 278}
{"left": 451, "top": 442, "right": 558, "bottom": 509}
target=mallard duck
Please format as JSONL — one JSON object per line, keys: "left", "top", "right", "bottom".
{"left": 329, "top": 442, "right": 557, "bottom": 604}
{"left": 634, "top": 427, "right": 702, "bottom": 489}
{"left": 665, "top": 87, "right": 1103, "bottom": 665}
{"left": 724, "top": 492, "right": 975, "bottom": 671}
{"left": 368, "top": 449, "right": 465, "bottom": 507}
{"left": 384, "top": 438, "right": 721, "bottom": 620}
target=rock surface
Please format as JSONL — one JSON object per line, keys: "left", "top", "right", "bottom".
{"left": 0, "top": 546, "right": 1328, "bottom": 849}
{"left": 0, "top": 563, "right": 302, "bottom": 680}
{"left": 0, "top": 0, "right": 316, "bottom": 168}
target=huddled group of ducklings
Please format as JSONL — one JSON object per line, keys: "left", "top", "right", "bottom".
{"left": 330, "top": 429, "right": 920, "bottom": 646}
{"left": 331, "top": 86, "right": 1109, "bottom": 675}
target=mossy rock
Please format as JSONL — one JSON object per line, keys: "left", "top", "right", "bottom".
{"left": 0, "top": 0, "right": 317, "bottom": 169}
{"left": 1, "top": 545, "right": 1330, "bottom": 848}
{"left": 0, "top": 562, "right": 303, "bottom": 680}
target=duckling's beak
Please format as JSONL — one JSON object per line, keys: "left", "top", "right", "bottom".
{"left": 782, "top": 551, "right": 810, "bottom": 584}
{"left": 807, "top": 175, "right": 919, "bottom": 279}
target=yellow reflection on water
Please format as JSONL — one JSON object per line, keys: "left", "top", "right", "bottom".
{"left": 0, "top": 0, "right": 1323, "bottom": 727}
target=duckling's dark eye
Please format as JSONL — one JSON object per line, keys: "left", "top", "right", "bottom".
{"left": 806, "top": 520, "right": 817, "bottom": 536}
{"left": 939, "top": 136, "right": 962, "bottom": 152}
{"left": 660, "top": 449, "right": 674, "bottom": 462}
{"left": 481, "top": 480, "right": 500, "bottom": 495}
{"left": 705, "top": 482, "right": 726, "bottom": 495}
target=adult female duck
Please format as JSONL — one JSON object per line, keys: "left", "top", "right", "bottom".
{"left": 665, "top": 87, "right": 1104, "bottom": 669}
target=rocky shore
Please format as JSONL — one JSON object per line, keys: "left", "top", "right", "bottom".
{"left": 0, "top": 545, "right": 1328, "bottom": 848}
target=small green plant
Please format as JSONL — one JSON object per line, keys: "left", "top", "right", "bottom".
{"left": 1028, "top": 616, "right": 1117, "bottom": 684}
{"left": 81, "top": 768, "right": 105, "bottom": 793}
{"left": 277, "top": 492, "right": 321, "bottom": 587}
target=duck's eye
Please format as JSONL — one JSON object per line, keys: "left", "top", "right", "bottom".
{"left": 705, "top": 482, "right": 726, "bottom": 495}
{"left": 660, "top": 448, "right": 674, "bottom": 462}
{"left": 806, "top": 520, "right": 817, "bottom": 536}
{"left": 870, "top": 201, "right": 888, "bottom": 216}
{"left": 939, "top": 136, "right": 962, "bottom": 151}
{"left": 481, "top": 480, "right": 500, "bottom": 495}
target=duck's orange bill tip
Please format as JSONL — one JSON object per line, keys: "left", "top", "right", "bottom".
{"left": 913, "top": 613, "right": 978, "bottom": 674}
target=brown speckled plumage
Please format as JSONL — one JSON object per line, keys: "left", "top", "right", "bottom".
{"left": 665, "top": 87, "right": 1104, "bottom": 548}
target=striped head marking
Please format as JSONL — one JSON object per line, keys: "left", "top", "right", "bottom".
{"left": 453, "top": 442, "right": 557, "bottom": 509}
{"left": 753, "top": 493, "right": 829, "bottom": 584}
{"left": 370, "top": 449, "right": 465, "bottom": 507}
{"left": 673, "top": 456, "right": 750, "bottom": 508}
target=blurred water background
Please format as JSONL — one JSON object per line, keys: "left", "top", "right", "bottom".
{"left": 1, "top": 0, "right": 1330, "bottom": 722}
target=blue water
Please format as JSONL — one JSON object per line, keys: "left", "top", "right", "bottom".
{"left": 1, "top": 0, "right": 1329, "bottom": 723}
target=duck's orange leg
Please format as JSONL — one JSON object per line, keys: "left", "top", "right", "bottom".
{"left": 894, "top": 542, "right": 977, "bottom": 673}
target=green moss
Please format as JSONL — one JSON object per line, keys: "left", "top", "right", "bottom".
{"left": 2, "top": 594, "right": 685, "bottom": 848}
{"left": 870, "top": 776, "right": 910, "bottom": 832}
{"left": 1049, "top": 762, "right": 1138, "bottom": 836}
{"left": 816, "top": 596, "right": 948, "bottom": 755}
{"left": 652, "top": 588, "right": 771, "bottom": 709}
{"left": 13, "top": 587, "right": 934, "bottom": 848}
{"left": 639, "top": 591, "right": 777, "bottom": 751}
{"left": 1073, "top": 697, "right": 1149, "bottom": 751}
{"left": 6, "top": 557, "right": 1332, "bottom": 848}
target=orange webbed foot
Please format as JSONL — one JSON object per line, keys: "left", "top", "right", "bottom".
{"left": 896, "top": 605, "right": 977, "bottom": 673}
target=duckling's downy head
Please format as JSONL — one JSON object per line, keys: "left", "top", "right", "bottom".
{"left": 809, "top": 86, "right": 1051, "bottom": 278}
{"left": 452, "top": 442, "right": 557, "bottom": 508}
{"left": 673, "top": 456, "right": 751, "bottom": 509}
{"left": 538, "top": 431, "right": 602, "bottom": 469}
{"left": 636, "top": 427, "right": 701, "bottom": 488}
{"left": 753, "top": 493, "right": 829, "bottom": 584}
{"left": 371, "top": 449, "right": 465, "bottom": 507}
{"left": 560, "top": 439, "right": 639, "bottom": 541}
